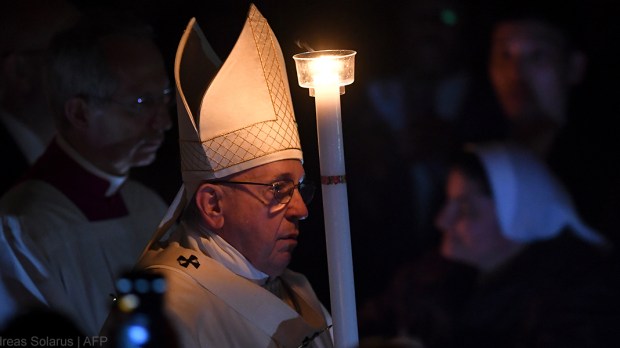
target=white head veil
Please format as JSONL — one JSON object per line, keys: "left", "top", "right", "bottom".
{"left": 469, "top": 143, "right": 605, "bottom": 245}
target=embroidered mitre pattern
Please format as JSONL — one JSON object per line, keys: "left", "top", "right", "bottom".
{"left": 178, "top": 4, "right": 301, "bottom": 177}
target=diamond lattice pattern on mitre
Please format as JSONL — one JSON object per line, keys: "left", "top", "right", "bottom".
{"left": 180, "top": 4, "right": 301, "bottom": 177}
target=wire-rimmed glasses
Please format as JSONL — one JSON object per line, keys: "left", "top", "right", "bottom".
{"left": 211, "top": 179, "right": 315, "bottom": 207}
{"left": 87, "top": 87, "right": 173, "bottom": 115}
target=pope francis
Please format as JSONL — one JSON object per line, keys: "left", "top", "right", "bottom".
{"left": 103, "top": 4, "right": 334, "bottom": 347}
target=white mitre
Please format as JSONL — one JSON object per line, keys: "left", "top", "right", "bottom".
{"left": 145, "top": 4, "right": 303, "bottom": 248}
{"left": 178, "top": 4, "right": 302, "bottom": 199}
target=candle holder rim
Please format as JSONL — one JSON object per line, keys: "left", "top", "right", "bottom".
{"left": 293, "top": 49, "right": 357, "bottom": 60}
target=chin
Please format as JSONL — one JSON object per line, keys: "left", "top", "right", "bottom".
{"left": 273, "top": 258, "right": 292, "bottom": 275}
{"left": 441, "top": 243, "right": 466, "bottom": 263}
{"left": 132, "top": 153, "right": 157, "bottom": 167}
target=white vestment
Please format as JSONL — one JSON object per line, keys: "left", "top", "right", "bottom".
{"left": 0, "top": 140, "right": 167, "bottom": 335}
{"left": 128, "top": 223, "right": 334, "bottom": 348}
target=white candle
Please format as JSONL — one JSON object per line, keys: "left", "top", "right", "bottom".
{"left": 294, "top": 50, "right": 358, "bottom": 348}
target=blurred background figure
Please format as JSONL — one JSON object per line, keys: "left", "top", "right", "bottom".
{"left": 0, "top": 9, "right": 171, "bottom": 335}
{"left": 435, "top": 143, "right": 619, "bottom": 348}
{"left": 360, "top": 143, "right": 620, "bottom": 347}
{"left": 481, "top": 0, "right": 618, "bottom": 243}
{"left": 363, "top": 0, "right": 480, "bottom": 244}
{"left": 357, "top": 0, "right": 504, "bottom": 264}
{"left": 486, "top": 1, "right": 586, "bottom": 158}
{"left": 0, "top": 0, "right": 81, "bottom": 194}
{"left": 340, "top": 0, "right": 497, "bottom": 309}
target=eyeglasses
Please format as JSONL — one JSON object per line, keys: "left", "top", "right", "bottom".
{"left": 211, "top": 179, "right": 315, "bottom": 206}
{"left": 88, "top": 87, "right": 174, "bottom": 115}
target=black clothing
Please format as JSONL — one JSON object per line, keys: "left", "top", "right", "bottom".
{"left": 452, "top": 232, "right": 620, "bottom": 348}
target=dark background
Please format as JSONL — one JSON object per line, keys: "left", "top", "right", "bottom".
{"left": 74, "top": 0, "right": 620, "bottom": 312}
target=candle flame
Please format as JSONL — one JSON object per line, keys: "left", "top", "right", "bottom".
{"left": 309, "top": 56, "right": 341, "bottom": 85}
{"left": 293, "top": 50, "right": 356, "bottom": 89}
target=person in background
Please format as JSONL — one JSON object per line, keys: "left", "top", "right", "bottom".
{"left": 360, "top": 143, "right": 619, "bottom": 347}
{"left": 0, "top": 10, "right": 172, "bottom": 335}
{"left": 0, "top": 0, "right": 81, "bottom": 194}
{"left": 102, "top": 5, "right": 333, "bottom": 347}
{"left": 435, "top": 143, "right": 619, "bottom": 347}
{"left": 486, "top": 1, "right": 586, "bottom": 157}
{"left": 483, "top": 0, "right": 618, "bottom": 242}
{"left": 350, "top": 3, "right": 503, "bottom": 298}
{"left": 341, "top": 0, "right": 493, "bottom": 309}
{"left": 363, "top": 0, "right": 482, "bottom": 246}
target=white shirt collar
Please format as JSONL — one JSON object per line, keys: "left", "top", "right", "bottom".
{"left": 194, "top": 222, "right": 270, "bottom": 284}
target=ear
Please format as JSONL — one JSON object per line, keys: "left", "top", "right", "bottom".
{"left": 195, "top": 183, "right": 224, "bottom": 230}
{"left": 567, "top": 50, "right": 587, "bottom": 85}
{"left": 64, "top": 96, "right": 91, "bottom": 130}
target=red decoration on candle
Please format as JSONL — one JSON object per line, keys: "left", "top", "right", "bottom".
{"left": 321, "top": 175, "right": 347, "bottom": 185}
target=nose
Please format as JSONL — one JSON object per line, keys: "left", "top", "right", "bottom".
{"left": 510, "top": 59, "right": 528, "bottom": 82}
{"left": 151, "top": 104, "right": 172, "bottom": 132}
{"left": 288, "top": 188, "right": 309, "bottom": 221}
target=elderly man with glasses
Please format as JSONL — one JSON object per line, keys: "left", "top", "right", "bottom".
{"left": 102, "top": 4, "right": 334, "bottom": 348}
{"left": 0, "top": 10, "right": 171, "bottom": 335}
